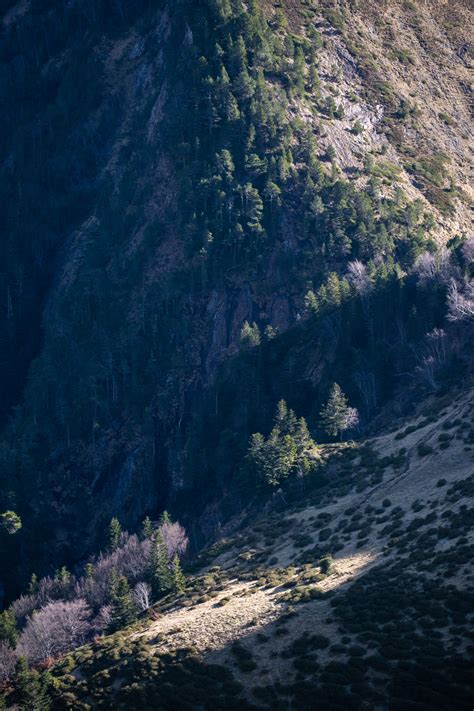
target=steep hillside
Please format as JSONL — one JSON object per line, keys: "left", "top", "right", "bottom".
{"left": 4, "top": 386, "right": 472, "bottom": 709}
{"left": 0, "top": 0, "right": 472, "bottom": 605}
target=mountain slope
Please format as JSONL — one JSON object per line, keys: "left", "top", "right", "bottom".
{"left": 0, "top": 0, "right": 472, "bottom": 602}
{"left": 15, "top": 384, "right": 473, "bottom": 709}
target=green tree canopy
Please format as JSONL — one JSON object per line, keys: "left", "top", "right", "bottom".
{"left": 107, "top": 517, "right": 122, "bottom": 552}
{"left": 320, "top": 383, "right": 359, "bottom": 439}
{"left": 150, "top": 532, "right": 172, "bottom": 597}
{"left": 109, "top": 576, "right": 137, "bottom": 632}
{"left": 0, "top": 511, "right": 22, "bottom": 535}
{"left": 248, "top": 400, "right": 318, "bottom": 486}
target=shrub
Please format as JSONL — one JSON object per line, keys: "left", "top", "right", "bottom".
{"left": 418, "top": 443, "right": 434, "bottom": 457}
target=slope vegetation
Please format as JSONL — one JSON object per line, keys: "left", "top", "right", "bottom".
{"left": 29, "top": 386, "right": 474, "bottom": 709}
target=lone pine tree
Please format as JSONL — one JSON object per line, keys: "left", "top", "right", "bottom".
{"left": 320, "top": 383, "right": 359, "bottom": 439}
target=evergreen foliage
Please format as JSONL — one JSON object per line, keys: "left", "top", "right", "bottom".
{"left": 109, "top": 576, "right": 137, "bottom": 632}
{"left": 0, "top": 610, "right": 17, "bottom": 647}
{"left": 141, "top": 516, "right": 154, "bottom": 540}
{"left": 158, "top": 511, "right": 172, "bottom": 527}
{"left": 0, "top": 511, "right": 21, "bottom": 535}
{"left": 107, "top": 518, "right": 122, "bottom": 553}
{"left": 171, "top": 555, "right": 186, "bottom": 595}
{"left": 27, "top": 574, "right": 39, "bottom": 596}
{"left": 13, "top": 657, "right": 51, "bottom": 711}
{"left": 248, "top": 400, "right": 318, "bottom": 486}
{"left": 150, "top": 532, "right": 172, "bottom": 597}
{"left": 320, "top": 384, "right": 359, "bottom": 439}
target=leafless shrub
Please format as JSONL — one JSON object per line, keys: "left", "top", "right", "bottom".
{"left": 462, "top": 236, "right": 474, "bottom": 264}
{"left": 92, "top": 605, "right": 112, "bottom": 633}
{"left": 76, "top": 534, "right": 152, "bottom": 608}
{"left": 11, "top": 594, "right": 38, "bottom": 624}
{"left": 36, "top": 575, "right": 75, "bottom": 605}
{"left": 0, "top": 641, "right": 18, "bottom": 681}
{"left": 18, "top": 599, "right": 92, "bottom": 664}
{"left": 161, "top": 522, "right": 189, "bottom": 560}
{"left": 414, "top": 248, "right": 451, "bottom": 286}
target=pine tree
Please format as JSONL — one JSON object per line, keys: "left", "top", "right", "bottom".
{"left": 27, "top": 573, "right": 38, "bottom": 595}
{"left": 150, "top": 532, "right": 171, "bottom": 597}
{"left": 240, "top": 321, "right": 261, "bottom": 348}
{"left": 107, "top": 517, "right": 122, "bottom": 552}
{"left": 55, "top": 566, "right": 70, "bottom": 584}
{"left": 158, "top": 511, "right": 171, "bottom": 527}
{"left": 141, "top": 516, "right": 154, "bottom": 539}
{"left": 0, "top": 510, "right": 22, "bottom": 534}
{"left": 108, "top": 568, "right": 120, "bottom": 599}
{"left": 0, "top": 609, "right": 17, "bottom": 645}
{"left": 326, "top": 272, "right": 342, "bottom": 306}
{"left": 320, "top": 383, "right": 359, "bottom": 439}
{"left": 274, "top": 399, "right": 298, "bottom": 437}
{"left": 14, "top": 657, "right": 51, "bottom": 711}
{"left": 109, "top": 576, "right": 137, "bottom": 632}
{"left": 293, "top": 46, "right": 306, "bottom": 96}
{"left": 171, "top": 555, "right": 186, "bottom": 595}
{"left": 248, "top": 401, "right": 317, "bottom": 486}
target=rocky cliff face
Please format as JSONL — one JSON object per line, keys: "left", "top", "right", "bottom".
{"left": 0, "top": 0, "right": 472, "bottom": 592}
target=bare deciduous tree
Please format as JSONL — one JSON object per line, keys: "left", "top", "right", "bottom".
{"left": 343, "top": 407, "right": 360, "bottom": 431}
{"left": 0, "top": 641, "right": 18, "bottom": 681}
{"left": 347, "top": 260, "right": 372, "bottom": 296}
{"left": 92, "top": 605, "right": 112, "bottom": 633}
{"left": 462, "top": 237, "right": 474, "bottom": 264}
{"left": 11, "top": 594, "right": 38, "bottom": 623}
{"left": 414, "top": 249, "right": 451, "bottom": 286}
{"left": 18, "top": 599, "right": 92, "bottom": 664}
{"left": 447, "top": 279, "right": 474, "bottom": 322}
{"left": 160, "top": 522, "right": 189, "bottom": 560}
{"left": 133, "top": 582, "right": 152, "bottom": 611}
{"left": 415, "top": 328, "right": 447, "bottom": 390}
{"left": 76, "top": 534, "right": 152, "bottom": 608}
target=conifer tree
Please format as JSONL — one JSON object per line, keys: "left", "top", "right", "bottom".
{"left": 107, "top": 517, "right": 122, "bottom": 552}
{"left": 109, "top": 576, "right": 137, "bottom": 632}
{"left": 108, "top": 568, "right": 120, "bottom": 599}
{"left": 171, "top": 555, "right": 186, "bottom": 595}
{"left": 240, "top": 321, "right": 261, "bottom": 348}
{"left": 27, "top": 573, "right": 38, "bottom": 595}
{"left": 150, "top": 532, "right": 171, "bottom": 597}
{"left": 249, "top": 401, "right": 317, "bottom": 486}
{"left": 159, "top": 511, "right": 172, "bottom": 527}
{"left": 293, "top": 46, "right": 306, "bottom": 96}
{"left": 0, "top": 510, "right": 21, "bottom": 534}
{"left": 0, "top": 609, "right": 17, "bottom": 646}
{"left": 55, "top": 566, "right": 70, "bottom": 584}
{"left": 14, "top": 657, "right": 51, "bottom": 711}
{"left": 141, "top": 516, "right": 154, "bottom": 539}
{"left": 320, "top": 383, "right": 359, "bottom": 439}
